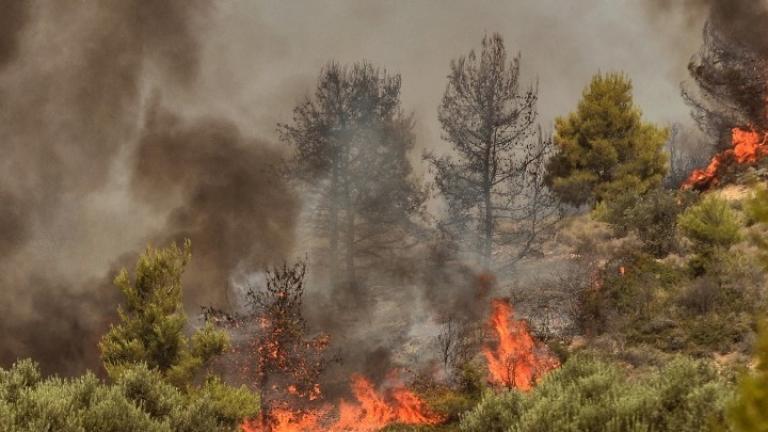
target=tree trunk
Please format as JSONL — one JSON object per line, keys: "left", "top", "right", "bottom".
{"left": 258, "top": 373, "right": 271, "bottom": 431}
{"left": 329, "top": 156, "right": 340, "bottom": 288}
{"left": 482, "top": 182, "right": 493, "bottom": 269}
{"left": 342, "top": 145, "right": 356, "bottom": 287}
{"left": 482, "top": 135, "right": 494, "bottom": 270}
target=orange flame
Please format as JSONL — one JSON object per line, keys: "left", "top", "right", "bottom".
{"left": 482, "top": 298, "right": 559, "bottom": 390}
{"left": 682, "top": 127, "right": 768, "bottom": 190}
{"left": 242, "top": 375, "right": 443, "bottom": 432}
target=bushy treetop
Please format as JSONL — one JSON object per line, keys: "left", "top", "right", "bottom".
{"left": 546, "top": 72, "right": 668, "bottom": 207}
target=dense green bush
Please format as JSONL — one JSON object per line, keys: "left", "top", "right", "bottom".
{"left": 595, "top": 188, "right": 699, "bottom": 258}
{"left": 459, "top": 353, "right": 733, "bottom": 432}
{"left": 0, "top": 360, "right": 258, "bottom": 432}
{"left": 678, "top": 194, "right": 743, "bottom": 275}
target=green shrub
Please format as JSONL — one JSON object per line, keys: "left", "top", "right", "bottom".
{"left": 0, "top": 360, "right": 258, "bottom": 432}
{"left": 678, "top": 195, "right": 742, "bottom": 275}
{"left": 459, "top": 390, "right": 524, "bottom": 432}
{"left": 459, "top": 353, "right": 733, "bottom": 432}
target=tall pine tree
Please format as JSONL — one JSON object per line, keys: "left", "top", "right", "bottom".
{"left": 280, "top": 62, "right": 425, "bottom": 288}
{"left": 428, "top": 33, "right": 558, "bottom": 270}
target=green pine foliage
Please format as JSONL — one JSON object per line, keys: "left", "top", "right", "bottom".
{"left": 545, "top": 72, "right": 668, "bottom": 208}
{"left": 678, "top": 194, "right": 743, "bottom": 275}
{"left": 99, "top": 240, "right": 228, "bottom": 387}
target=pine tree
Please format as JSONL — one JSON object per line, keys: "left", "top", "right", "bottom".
{"left": 100, "top": 240, "right": 229, "bottom": 387}
{"left": 280, "top": 62, "right": 425, "bottom": 287}
{"left": 427, "top": 33, "right": 558, "bottom": 269}
{"left": 545, "top": 73, "right": 668, "bottom": 208}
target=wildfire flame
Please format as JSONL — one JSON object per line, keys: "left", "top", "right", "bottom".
{"left": 682, "top": 127, "right": 768, "bottom": 190}
{"left": 242, "top": 375, "right": 443, "bottom": 432}
{"left": 483, "top": 298, "right": 559, "bottom": 390}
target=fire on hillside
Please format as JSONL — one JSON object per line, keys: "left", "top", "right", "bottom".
{"left": 240, "top": 296, "right": 558, "bottom": 432}
{"left": 682, "top": 127, "right": 768, "bottom": 190}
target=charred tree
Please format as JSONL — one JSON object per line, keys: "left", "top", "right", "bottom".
{"left": 206, "top": 261, "right": 331, "bottom": 431}
{"left": 427, "top": 33, "right": 558, "bottom": 271}
{"left": 684, "top": 22, "right": 768, "bottom": 149}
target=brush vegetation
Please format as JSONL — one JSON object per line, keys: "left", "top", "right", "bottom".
{"left": 5, "top": 30, "right": 768, "bottom": 432}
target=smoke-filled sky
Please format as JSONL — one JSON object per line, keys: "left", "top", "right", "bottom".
{"left": 0, "top": 0, "right": 711, "bottom": 375}
{"left": 195, "top": 0, "right": 705, "bottom": 146}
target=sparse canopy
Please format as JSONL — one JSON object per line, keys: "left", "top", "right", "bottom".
{"left": 545, "top": 72, "right": 668, "bottom": 208}
{"left": 428, "top": 33, "right": 558, "bottom": 269}
{"left": 280, "top": 62, "right": 425, "bottom": 287}
{"left": 99, "top": 240, "right": 229, "bottom": 387}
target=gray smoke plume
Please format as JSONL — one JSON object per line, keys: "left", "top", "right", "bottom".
{"left": 646, "top": 0, "right": 768, "bottom": 146}
{"left": 0, "top": 0, "right": 713, "bottom": 381}
{"left": 0, "top": 1, "right": 299, "bottom": 375}
{"left": 0, "top": 0, "right": 29, "bottom": 70}
{"left": 133, "top": 101, "right": 298, "bottom": 309}
{"left": 647, "top": 0, "right": 768, "bottom": 55}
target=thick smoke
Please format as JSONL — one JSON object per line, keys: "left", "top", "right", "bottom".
{"left": 0, "top": 1, "right": 297, "bottom": 375}
{"left": 133, "top": 102, "right": 298, "bottom": 309}
{"left": 645, "top": 1, "right": 768, "bottom": 146}
{"left": 648, "top": 0, "right": 768, "bottom": 56}
{"left": 0, "top": 0, "right": 711, "bottom": 381}
{"left": 0, "top": 0, "right": 28, "bottom": 69}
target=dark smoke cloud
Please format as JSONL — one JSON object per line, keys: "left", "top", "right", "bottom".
{"left": 0, "top": 0, "right": 29, "bottom": 69}
{"left": 0, "top": 0, "right": 713, "bottom": 379}
{"left": 647, "top": 0, "right": 768, "bottom": 55}
{"left": 132, "top": 102, "right": 298, "bottom": 309}
{"left": 0, "top": 0, "right": 219, "bottom": 375}
{"left": 646, "top": 0, "right": 768, "bottom": 145}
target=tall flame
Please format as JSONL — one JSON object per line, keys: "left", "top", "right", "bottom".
{"left": 483, "top": 298, "right": 559, "bottom": 390}
{"left": 682, "top": 127, "right": 768, "bottom": 190}
{"left": 242, "top": 375, "right": 443, "bottom": 432}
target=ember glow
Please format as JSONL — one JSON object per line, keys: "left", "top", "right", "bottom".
{"left": 483, "top": 298, "right": 559, "bottom": 390}
{"left": 682, "top": 127, "right": 768, "bottom": 190}
{"left": 242, "top": 375, "right": 443, "bottom": 432}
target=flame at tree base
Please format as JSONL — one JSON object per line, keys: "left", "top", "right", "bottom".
{"left": 682, "top": 127, "right": 768, "bottom": 190}
{"left": 241, "top": 375, "right": 443, "bottom": 432}
{"left": 483, "top": 298, "right": 559, "bottom": 390}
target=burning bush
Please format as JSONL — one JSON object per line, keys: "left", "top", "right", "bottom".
{"left": 483, "top": 299, "right": 559, "bottom": 391}
{"left": 241, "top": 374, "right": 444, "bottom": 432}
{"left": 682, "top": 128, "right": 768, "bottom": 190}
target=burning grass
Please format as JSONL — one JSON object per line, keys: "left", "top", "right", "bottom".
{"left": 241, "top": 374, "right": 443, "bottom": 432}
{"left": 240, "top": 296, "right": 560, "bottom": 431}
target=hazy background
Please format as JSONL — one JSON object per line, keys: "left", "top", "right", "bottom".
{"left": 0, "top": 0, "right": 708, "bottom": 375}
